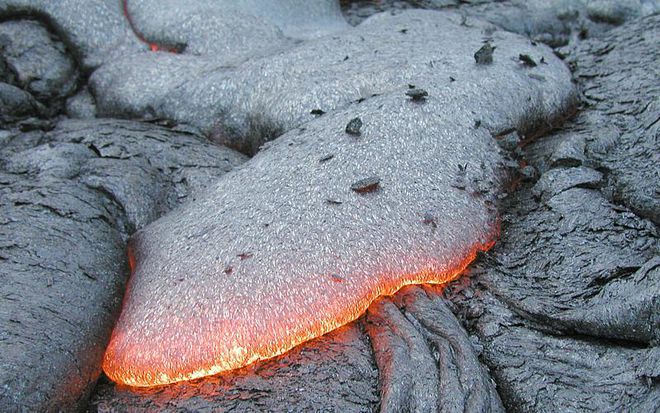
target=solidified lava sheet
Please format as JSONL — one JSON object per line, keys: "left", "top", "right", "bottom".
{"left": 102, "top": 11, "right": 576, "bottom": 387}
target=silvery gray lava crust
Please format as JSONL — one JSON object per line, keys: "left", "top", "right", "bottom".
{"left": 0, "top": 0, "right": 144, "bottom": 70}
{"left": 0, "top": 1, "right": 655, "bottom": 411}
{"left": 125, "top": 0, "right": 348, "bottom": 60}
{"left": 91, "top": 10, "right": 575, "bottom": 154}
{"left": 104, "top": 9, "right": 576, "bottom": 388}
{"left": 343, "top": 0, "right": 660, "bottom": 47}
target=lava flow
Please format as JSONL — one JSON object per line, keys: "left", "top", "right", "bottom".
{"left": 103, "top": 232, "right": 496, "bottom": 387}
{"left": 122, "top": 0, "right": 163, "bottom": 52}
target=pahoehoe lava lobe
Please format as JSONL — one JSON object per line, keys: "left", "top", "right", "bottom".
{"left": 102, "top": 12, "right": 576, "bottom": 387}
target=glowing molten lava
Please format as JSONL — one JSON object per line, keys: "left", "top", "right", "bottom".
{"left": 102, "top": 233, "right": 496, "bottom": 387}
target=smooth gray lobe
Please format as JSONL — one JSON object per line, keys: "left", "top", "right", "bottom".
{"left": 0, "top": 0, "right": 144, "bottom": 70}
{"left": 343, "top": 0, "right": 660, "bottom": 47}
{"left": 90, "top": 10, "right": 575, "bottom": 154}
{"left": 125, "top": 0, "right": 348, "bottom": 61}
{"left": 107, "top": 11, "right": 575, "bottom": 387}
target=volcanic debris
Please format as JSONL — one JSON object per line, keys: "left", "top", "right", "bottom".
{"left": 350, "top": 177, "right": 381, "bottom": 194}
{"left": 474, "top": 42, "right": 495, "bottom": 64}
{"left": 345, "top": 117, "right": 363, "bottom": 136}
{"left": 406, "top": 87, "right": 429, "bottom": 102}
{"left": 519, "top": 54, "right": 538, "bottom": 67}
{"left": 422, "top": 212, "right": 438, "bottom": 229}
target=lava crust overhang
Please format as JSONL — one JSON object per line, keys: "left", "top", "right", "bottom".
{"left": 102, "top": 11, "right": 576, "bottom": 387}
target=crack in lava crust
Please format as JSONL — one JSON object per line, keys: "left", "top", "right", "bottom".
{"left": 103, "top": 235, "right": 496, "bottom": 387}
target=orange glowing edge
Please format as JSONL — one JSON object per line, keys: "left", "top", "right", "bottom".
{"left": 103, "top": 237, "right": 496, "bottom": 387}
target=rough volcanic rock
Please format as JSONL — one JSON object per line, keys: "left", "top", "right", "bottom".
{"left": 0, "top": 119, "right": 245, "bottom": 412}
{"left": 342, "top": 0, "right": 660, "bottom": 46}
{"left": 124, "top": 0, "right": 348, "bottom": 60}
{"left": 442, "top": 13, "right": 660, "bottom": 412}
{"left": 65, "top": 88, "right": 97, "bottom": 119}
{"left": 366, "top": 286, "right": 504, "bottom": 412}
{"left": 91, "top": 10, "right": 575, "bottom": 154}
{"left": 0, "top": 19, "right": 79, "bottom": 111}
{"left": 0, "top": 0, "right": 144, "bottom": 70}
{"left": 0, "top": 81, "right": 44, "bottom": 123}
{"left": 91, "top": 322, "right": 379, "bottom": 412}
{"left": 567, "top": 15, "right": 660, "bottom": 225}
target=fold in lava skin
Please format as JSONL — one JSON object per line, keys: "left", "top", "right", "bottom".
{"left": 101, "top": 10, "right": 575, "bottom": 387}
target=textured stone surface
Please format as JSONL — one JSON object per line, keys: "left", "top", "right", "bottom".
{"left": 0, "top": 120, "right": 245, "bottom": 412}
{"left": 91, "top": 10, "right": 575, "bottom": 154}
{"left": 444, "top": 13, "right": 660, "bottom": 412}
{"left": 102, "top": 9, "right": 575, "bottom": 388}
{"left": 366, "top": 286, "right": 504, "bottom": 412}
{"left": 0, "top": 1, "right": 657, "bottom": 412}
{"left": 566, "top": 15, "right": 660, "bottom": 225}
{"left": 124, "top": 0, "right": 347, "bottom": 61}
{"left": 0, "top": 0, "right": 144, "bottom": 70}
{"left": 0, "top": 20, "right": 79, "bottom": 108}
{"left": 342, "top": 0, "right": 660, "bottom": 46}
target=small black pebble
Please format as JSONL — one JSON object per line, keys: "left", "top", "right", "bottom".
{"left": 519, "top": 54, "right": 537, "bottom": 67}
{"left": 311, "top": 109, "right": 325, "bottom": 115}
{"left": 351, "top": 176, "right": 380, "bottom": 194}
{"left": 399, "top": 28, "right": 408, "bottom": 34}
{"left": 406, "top": 88, "right": 429, "bottom": 102}
{"left": 540, "top": 56, "right": 547, "bottom": 64}
{"left": 474, "top": 119, "right": 482, "bottom": 128}
{"left": 330, "top": 273, "right": 345, "bottom": 283}
{"left": 474, "top": 42, "right": 495, "bottom": 65}
{"left": 520, "top": 165, "right": 538, "bottom": 181}
{"left": 319, "top": 154, "right": 334, "bottom": 163}
{"left": 422, "top": 212, "right": 438, "bottom": 229}
{"left": 449, "top": 76, "right": 456, "bottom": 82}
{"left": 496, "top": 131, "right": 520, "bottom": 152}
{"left": 343, "top": 55, "right": 349, "bottom": 61}
{"left": 345, "top": 117, "right": 363, "bottom": 136}
{"left": 326, "top": 199, "right": 343, "bottom": 205}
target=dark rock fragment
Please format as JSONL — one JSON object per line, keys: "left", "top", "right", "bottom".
{"left": 0, "top": 82, "right": 44, "bottom": 123}
{"left": 345, "top": 116, "right": 363, "bottom": 136}
{"left": 405, "top": 87, "right": 428, "bottom": 102}
{"left": 474, "top": 42, "right": 495, "bottom": 65}
{"left": 351, "top": 176, "right": 380, "bottom": 194}
{"left": 496, "top": 130, "right": 521, "bottom": 152}
{"left": 422, "top": 212, "right": 437, "bottom": 228}
{"left": 311, "top": 108, "right": 325, "bottom": 115}
{"left": 518, "top": 53, "right": 537, "bottom": 67}
{"left": 519, "top": 164, "right": 538, "bottom": 181}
